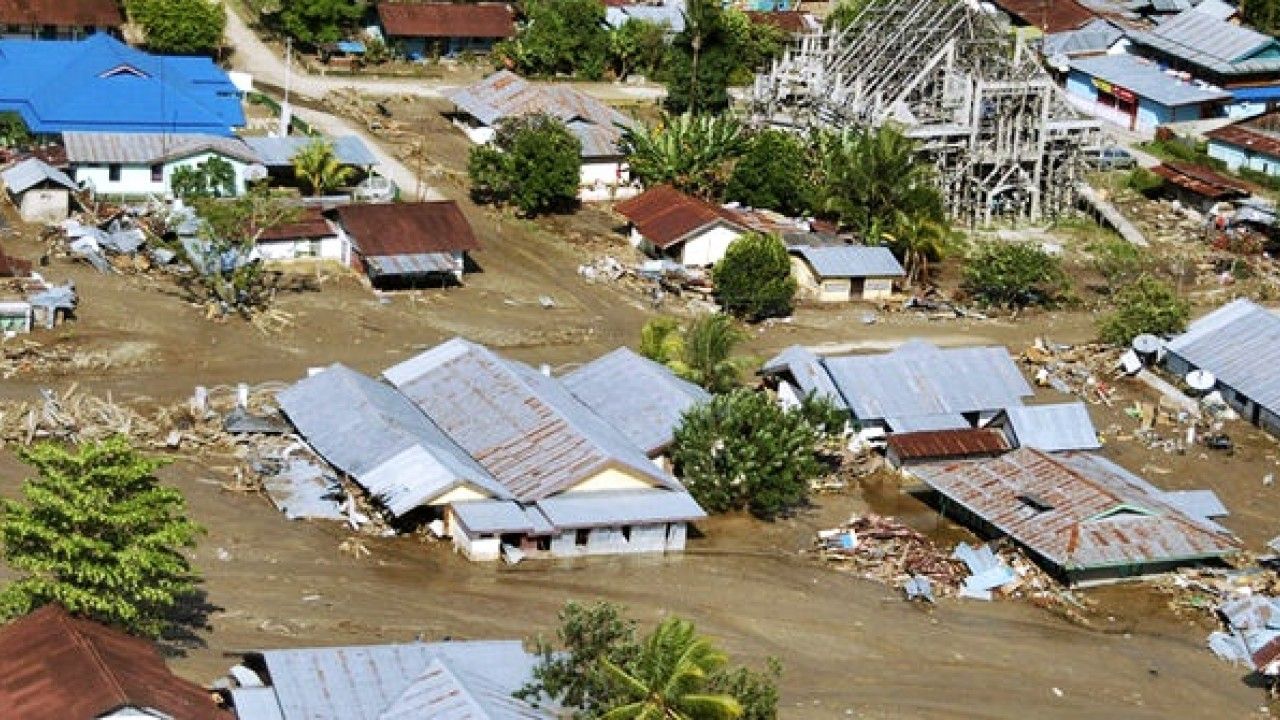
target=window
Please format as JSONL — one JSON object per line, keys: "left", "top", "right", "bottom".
{"left": 150, "top": 164, "right": 163, "bottom": 183}
{"left": 621, "top": 525, "right": 632, "bottom": 541}
{"left": 108, "top": 164, "right": 121, "bottom": 182}
{"left": 575, "top": 529, "right": 590, "bottom": 546}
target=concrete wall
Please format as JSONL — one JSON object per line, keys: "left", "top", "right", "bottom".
{"left": 1208, "top": 139, "right": 1280, "bottom": 175}
{"left": 565, "top": 468, "right": 655, "bottom": 494}
{"left": 14, "top": 188, "right": 69, "bottom": 224}
{"left": 0, "top": 302, "right": 32, "bottom": 333}
{"left": 1226, "top": 101, "right": 1268, "bottom": 120}
{"left": 545, "top": 522, "right": 689, "bottom": 558}
{"left": 678, "top": 225, "right": 743, "bottom": 267}
{"left": 452, "top": 525, "right": 502, "bottom": 561}
{"left": 860, "top": 277, "right": 895, "bottom": 300}
{"left": 256, "top": 235, "right": 350, "bottom": 264}
{"left": 73, "top": 152, "right": 249, "bottom": 197}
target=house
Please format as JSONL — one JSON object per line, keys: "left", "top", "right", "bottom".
{"left": 1065, "top": 54, "right": 1232, "bottom": 132}
{"left": 987, "top": 0, "right": 1096, "bottom": 33}
{"left": 255, "top": 207, "right": 350, "bottom": 264}
{"left": 1127, "top": 4, "right": 1280, "bottom": 116}
{"left": 1, "top": 156, "right": 77, "bottom": 222}
{"left": 332, "top": 201, "right": 480, "bottom": 287}
{"left": 0, "top": 0, "right": 123, "bottom": 40}
{"left": 788, "top": 244, "right": 905, "bottom": 301}
{"left": 1150, "top": 161, "right": 1253, "bottom": 210}
{"left": 561, "top": 346, "right": 711, "bottom": 459}
{"left": 242, "top": 135, "right": 378, "bottom": 187}
{"left": 278, "top": 339, "right": 706, "bottom": 562}
{"left": 614, "top": 184, "right": 747, "bottom": 267}
{"left": 444, "top": 71, "right": 638, "bottom": 200}
{"left": 0, "top": 604, "right": 230, "bottom": 719}
{"left": 1164, "top": 299, "right": 1280, "bottom": 436}
{"left": 1040, "top": 17, "right": 1127, "bottom": 70}
{"left": 1207, "top": 111, "right": 1280, "bottom": 176}
{"left": 909, "top": 448, "right": 1238, "bottom": 584}
{"left": 759, "top": 345, "right": 848, "bottom": 411}
{"left": 63, "top": 131, "right": 260, "bottom": 198}
{"left": 0, "top": 34, "right": 244, "bottom": 135}
{"left": 744, "top": 10, "right": 821, "bottom": 36}
{"left": 995, "top": 402, "right": 1102, "bottom": 451}
{"left": 885, "top": 427, "right": 1010, "bottom": 468}
{"left": 223, "top": 639, "right": 553, "bottom": 719}
{"left": 372, "top": 2, "right": 515, "bottom": 58}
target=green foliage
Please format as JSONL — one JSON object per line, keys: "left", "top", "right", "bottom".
{"left": 0, "top": 111, "right": 30, "bottom": 149}
{"left": 518, "top": 600, "right": 640, "bottom": 716}
{"left": 184, "top": 184, "right": 301, "bottom": 311}
{"left": 362, "top": 35, "right": 392, "bottom": 65}
{"left": 879, "top": 212, "right": 953, "bottom": 288}
{"left": 1088, "top": 236, "right": 1149, "bottom": 286}
{"left": 292, "top": 139, "right": 356, "bottom": 196}
{"left": 706, "top": 659, "right": 783, "bottom": 720}
{"left": 1237, "top": 166, "right": 1280, "bottom": 192}
{"left": 1097, "top": 276, "right": 1190, "bottom": 345}
{"left": 962, "top": 242, "right": 1068, "bottom": 308}
{"left": 500, "top": 0, "right": 611, "bottom": 79}
{"left": 601, "top": 616, "right": 742, "bottom": 720}
{"left": 712, "top": 233, "right": 796, "bottom": 320}
{"left": 722, "top": 9, "right": 788, "bottom": 73}
{"left": 639, "top": 313, "right": 751, "bottom": 393}
{"left": 673, "top": 388, "right": 824, "bottom": 519}
{"left": 812, "top": 126, "right": 945, "bottom": 235}
{"left": 277, "top": 0, "right": 367, "bottom": 47}
{"left": 725, "top": 129, "right": 813, "bottom": 216}
{"left": 795, "top": 392, "right": 848, "bottom": 439}
{"left": 665, "top": 0, "right": 738, "bottom": 113}
{"left": 0, "top": 437, "right": 202, "bottom": 638}
{"left": 825, "top": 0, "right": 874, "bottom": 29}
{"left": 1242, "top": 0, "right": 1280, "bottom": 35}
{"left": 170, "top": 156, "right": 237, "bottom": 200}
{"left": 128, "top": 0, "right": 225, "bottom": 54}
{"left": 1125, "top": 167, "right": 1164, "bottom": 194}
{"left": 610, "top": 18, "right": 669, "bottom": 79}
{"left": 639, "top": 316, "right": 684, "bottom": 363}
{"left": 1139, "top": 138, "right": 1226, "bottom": 170}
{"left": 467, "top": 113, "right": 582, "bottom": 215}
{"left": 621, "top": 113, "right": 746, "bottom": 198}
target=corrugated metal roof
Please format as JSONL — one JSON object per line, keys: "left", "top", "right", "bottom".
{"left": 229, "top": 687, "right": 284, "bottom": 720}
{"left": 911, "top": 449, "right": 1239, "bottom": 573}
{"left": 365, "top": 252, "right": 459, "bottom": 278}
{"left": 1165, "top": 299, "right": 1280, "bottom": 414}
{"left": 884, "top": 414, "right": 970, "bottom": 432}
{"left": 242, "top": 135, "right": 377, "bottom": 168}
{"left": 1003, "top": 402, "right": 1101, "bottom": 451}
{"left": 989, "top": 0, "right": 1096, "bottom": 32}
{"left": 536, "top": 489, "right": 706, "bottom": 528}
{"left": 383, "top": 338, "right": 680, "bottom": 501}
{"left": 277, "top": 364, "right": 509, "bottom": 517}
{"left": 249, "top": 640, "right": 549, "bottom": 720}
{"left": 561, "top": 347, "right": 710, "bottom": 455}
{"left": 1127, "top": 6, "right": 1280, "bottom": 75}
{"left": 376, "top": 2, "right": 515, "bottom": 39}
{"left": 1161, "top": 489, "right": 1229, "bottom": 519}
{"left": 1, "top": 157, "right": 76, "bottom": 194}
{"left": 451, "top": 499, "right": 540, "bottom": 534}
{"left": 886, "top": 428, "right": 1009, "bottom": 460}
{"left": 790, "top": 244, "right": 905, "bottom": 279}
{"left": 1041, "top": 17, "right": 1124, "bottom": 57}
{"left": 337, "top": 201, "right": 480, "bottom": 258}
{"left": 0, "top": 0, "right": 123, "bottom": 27}
{"left": 63, "top": 131, "right": 259, "bottom": 164}
{"left": 1067, "top": 54, "right": 1232, "bottom": 107}
{"left": 759, "top": 345, "right": 848, "bottom": 410}
{"left": 614, "top": 184, "right": 745, "bottom": 250}
{"left": 822, "top": 341, "right": 1033, "bottom": 422}
{"left": 1206, "top": 113, "right": 1280, "bottom": 160}
{"left": 1152, "top": 161, "right": 1252, "bottom": 199}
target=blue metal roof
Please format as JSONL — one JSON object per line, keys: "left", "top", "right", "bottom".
{"left": 1003, "top": 402, "right": 1101, "bottom": 451}
{"left": 1230, "top": 85, "right": 1280, "bottom": 102}
{"left": 0, "top": 34, "right": 243, "bottom": 135}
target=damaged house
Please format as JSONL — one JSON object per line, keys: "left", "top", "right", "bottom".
{"left": 278, "top": 338, "right": 706, "bottom": 562}
{"left": 1, "top": 156, "right": 77, "bottom": 223}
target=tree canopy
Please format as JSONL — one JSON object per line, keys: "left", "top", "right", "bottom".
{"left": 601, "top": 617, "right": 742, "bottom": 719}
{"left": 962, "top": 242, "right": 1068, "bottom": 308}
{"left": 1098, "top": 275, "right": 1190, "bottom": 345}
{"left": 497, "top": 0, "right": 611, "bottom": 79}
{"left": 609, "top": 18, "right": 669, "bottom": 80}
{"left": 725, "top": 129, "right": 813, "bottom": 216}
{"left": 128, "top": 0, "right": 225, "bottom": 54}
{"left": 620, "top": 113, "right": 746, "bottom": 198}
{"left": 292, "top": 139, "right": 356, "bottom": 196}
{"left": 639, "top": 313, "right": 751, "bottom": 393}
{"left": 170, "top": 156, "right": 237, "bottom": 200}
{"left": 1242, "top": 0, "right": 1280, "bottom": 36}
{"left": 812, "top": 126, "right": 945, "bottom": 235}
{"left": 468, "top": 113, "right": 582, "bottom": 215}
{"left": 0, "top": 438, "right": 202, "bottom": 638}
{"left": 713, "top": 233, "right": 797, "bottom": 321}
{"left": 276, "top": 0, "right": 367, "bottom": 47}
{"left": 664, "top": 0, "right": 738, "bottom": 113}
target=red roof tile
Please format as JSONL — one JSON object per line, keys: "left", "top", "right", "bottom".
{"left": 989, "top": 0, "right": 1095, "bottom": 32}
{"left": 0, "top": 605, "right": 230, "bottom": 720}
{"left": 1151, "top": 161, "right": 1253, "bottom": 200}
{"left": 614, "top": 185, "right": 745, "bottom": 250}
{"left": 0, "top": 0, "right": 122, "bottom": 28}
{"left": 376, "top": 2, "right": 515, "bottom": 39}
{"left": 335, "top": 201, "right": 481, "bottom": 257}
{"left": 887, "top": 428, "right": 1009, "bottom": 461}
{"left": 258, "top": 208, "right": 336, "bottom": 242}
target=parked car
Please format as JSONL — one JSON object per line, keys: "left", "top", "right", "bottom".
{"left": 1084, "top": 146, "right": 1137, "bottom": 170}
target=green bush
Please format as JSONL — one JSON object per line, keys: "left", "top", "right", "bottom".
{"left": 1097, "top": 276, "right": 1190, "bottom": 345}
{"left": 466, "top": 114, "right": 581, "bottom": 215}
{"left": 1088, "top": 236, "right": 1149, "bottom": 286}
{"left": 962, "top": 242, "right": 1068, "bottom": 308}
{"left": 1125, "top": 167, "right": 1164, "bottom": 194}
{"left": 712, "top": 232, "right": 797, "bottom": 320}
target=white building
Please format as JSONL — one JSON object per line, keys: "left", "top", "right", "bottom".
{"left": 63, "top": 131, "right": 260, "bottom": 198}
{"left": 614, "top": 184, "right": 749, "bottom": 267}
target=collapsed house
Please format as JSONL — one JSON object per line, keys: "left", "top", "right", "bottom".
{"left": 909, "top": 448, "right": 1239, "bottom": 584}
{"left": 223, "top": 639, "right": 551, "bottom": 720}
{"left": 277, "top": 339, "right": 707, "bottom": 562}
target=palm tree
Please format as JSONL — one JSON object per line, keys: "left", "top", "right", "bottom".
{"left": 620, "top": 113, "right": 745, "bottom": 197}
{"left": 814, "top": 126, "right": 945, "bottom": 235}
{"left": 672, "top": 313, "right": 751, "bottom": 393}
{"left": 292, "top": 139, "right": 356, "bottom": 196}
{"left": 880, "top": 213, "right": 954, "bottom": 288}
{"left": 601, "top": 617, "right": 743, "bottom": 720}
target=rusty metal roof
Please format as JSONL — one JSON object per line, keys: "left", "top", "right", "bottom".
{"left": 376, "top": 2, "right": 515, "bottom": 39}
{"left": 613, "top": 185, "right": 745, "bottom": 250}
{"left": 886, "top": 428, "right": 1009, "bottom": 460}
{"left": 911, "top": 449, "right": 1239, "bottom": 573}
{"left": 1151, "top": 162, "right": 1253, "bottom": 200}
{"left": 257, "top": 208, "right": 335, "bottom": 242}
{"left": 0, "top": 0, "right": 122, "bottom": 28}
{"left": 744, "top": 10, "right": 820, "bottom": 34}
{"left": 989, "top": 0, "right": 1096, "bottom": 32}
{"left": 0, "top": 605, "right": 230, "bottom": 720}
{"left": 1206, "top": 112, "right": 1280, "bottom": 160}
{"left": 335, "top": 201, "right": 480, "bottom": 258}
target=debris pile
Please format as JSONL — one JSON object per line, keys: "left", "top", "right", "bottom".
{"left": 1020, "top": 337, "right": 1123, "bottom": 404}
{"left": 814, "top": 515, "right": 969, "bottom": 596}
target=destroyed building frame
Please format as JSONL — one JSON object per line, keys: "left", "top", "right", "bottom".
{"left": 749, "top": 0, "right": 1102, "bottom": 224}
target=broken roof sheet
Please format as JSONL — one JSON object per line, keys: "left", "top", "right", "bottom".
{"left": 1003, "top": 402, "right": 1101, "bottom": 451}
{"left": 536, "top": 488, "right": 706, "bottom": 529}
{"left": 1128, "top": 5, "right": 1280, "bottom": 75}
{"left": 887, "top": 428, "right": 1009, "bottom": 460}
{"left": 1165, "top": 299, "right": 1280, "bottom": 414}
{"left": 1152, "top": 162, "right": 1252, "bottom": 200}
{"left": 822, "top": 341, "right": 1033, "bottom": 421}
{"left": 383, "top": 338, "right": 679, "bottom": 501}
{"left": 561, "top": 347, "right": 710, "bottom": 455}
{"left": 1041, "top": 17, "right": 1124, "bottom": 57}
{"left": 242, "top": 135, "right": 377, "bottom": 168}
{"left": 911, "top": 449, "right": 1239, "bottom": 573}
{"left": 614, "top": 184, "right": 745, "bottom": 250}
{"left": 1, "top": 157, "right": 76, "bottom": 194}
{"left": 884, "top": 414, "right": 970, "bottom": 433}
{"left": 790, "top": 244, "right": 905, "bottom": 279}
{"left": 63, "top": 131, "right": 259, "bottom": 164}
{"left": 277, "top": 364, "right": 508, "bottom": 517}
{"left": 1206, "top": 112, "right": 1280, "bottom": 160}
{"left": 759, "top": 344, "right": 847, "bottom": 410}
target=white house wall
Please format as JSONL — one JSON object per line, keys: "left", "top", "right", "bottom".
{"left": 72, "top": 152, "right": 249, "bottom": 197}
{"left": 679, "top": 226, "right": 743, "bottom": 267}
{"left": 256, "top": 235, "right": 351, "bottom": 264}
{"left": 15, "top": 189, "right": 69, "bottom": 224}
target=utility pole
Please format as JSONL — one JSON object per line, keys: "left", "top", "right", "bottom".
{"left": 278, "top": 37, "right": 293, "bottom": 137}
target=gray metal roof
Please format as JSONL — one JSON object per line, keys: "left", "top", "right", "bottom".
{"left": 245, "top": 640, "right": 550, "bottom": 720}
{"left": 1126, "top": 6, "right": 1280, "bottom": 75}
{"left": 1068, "top": 54, "right": 1232, "bottom": 106}
{"left": 536, "top": 489, "right": 706, "bottom": 529}
{"left": 790, "top": 244, "right": 905, "bottom": 279}
{"left": 1, "top": 157, "right": 77, "bottom": 194}
{"left": 822, "top": 341, "right": 1033, "bottom": 422}
{"left": 759, "top": 345, "right": 848, "bottom": 410}
{"left": 229, "top": 687, "right": 285, "bottom": 720}
{"left": 62, "top": 131, "right": 260, "bottom": 164}
{"left": 365, "top": 252, "right": 457, "bottom": 277}
{"left": 383, "top": 338, "right": 679, "bottom": 501}
{"left": 242, "top": 135, "right": 378, "bottom": 168}
{"left": 451, "top": 499, "right": 543, "bottom": 534}
{"left": 561, "top": 347, "right": 711, "bottom": 456}
{"left": 884, "top": 413, "right": 971, "bottom": 432}
{"left": 277, "top": 364, "right": 509, "bottom": 517}
{"left": 1003, "top": 402, "right": 1101, "bottom": 451}
{"left": 1165, "top": 299, "right": 1280, "bottom": 415}
{"left": 1041, "top": 17, "right": 1124, "bottom": 57}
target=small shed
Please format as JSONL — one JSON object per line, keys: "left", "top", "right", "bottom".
{"left": 614, "top": 185, "right": 747, "bottom": 267}
{"left": 789, "top": 244, "right": 905, "bottom": 301}
{"left": 1151, "top": 162, "right": 1253, "bottom": 211}
{"left": 885, "top": 427, "right": 1010, "bottom": 468}
{"left": 255, "top": 207, "right": 348, "bottom": 264}
{"left": 1, "top": 157, "right": 77, "bottom": 222}
{"left": 333, "top": 201, "right": 480, "bottom": 288}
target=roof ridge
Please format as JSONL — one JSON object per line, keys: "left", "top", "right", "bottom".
{"left": 61, "top": 611, "right": 131, "bottom": 708}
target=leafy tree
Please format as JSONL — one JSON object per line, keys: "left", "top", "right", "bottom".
{"left": 0, "top": 111, "right": 30, "bottom": 148}
{"left": 292, "top": 139, "right": 355, "bottom": 196}
{"left": 672, "top": 388, "right": 824, "bottom": 519}
{"left": 962, "top": 242, "right": 1068, "bottom": 308}
{"left": 499, "top": 0, "right": 610, "bottom": 79}
{"left": 639, "top": 315, "right": 684, "bottom": 363}
{"left": 721, "top": 8, "right": 788, "bottom": 77}
{"left": 825, "top": 0, "right": 875, "bottom": 29}
{"left": 467, "top": 113, "right": 582, "bottom": 215}
{"left": 641, "top": 313, "right": 751, "bottom": 393}
{"left": 170, "top": 156, "right": 237, "bottom": 200}
{"left": 706, "top": 661, "right": 782, "bottom": 720}
{"left": 0, "top": 438, "right": 202, "bottom": 639}
{"left": 1242, "top": 0, "right": 1280, "bottom": 36}
{"left": 812, "top": 126, "right": 945, "bottom": 236}
{"left": 725, "top": 129, "right": 812, "bottom": 216}
{"left": 1098, "top": 276, "right": 1190, "bottom": 345}
{"left": 879, "top": 212, "right": 953, "bottom": 288}
{"left": 128, "top": 0, "right": 225, "bottom": 54}
{"left": 517, "top": 600, "right": 641, "bottom": 716}
{"left": 713, "top": 233, "right": 796, "bottom": 320}
{"left": 277, "top": 0, "right": 367, "bottom": 47}
{"left": 665, "top": 0, "right": 737, "bottom": 113}
{"left": 621, "top": 113, "right": 746, "bottom": 198}
{"left": 610, "top": 18, "right": 670, "bottom": 79}
{"left": 601, "top": 616, "right": 742, "bottom": 720}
